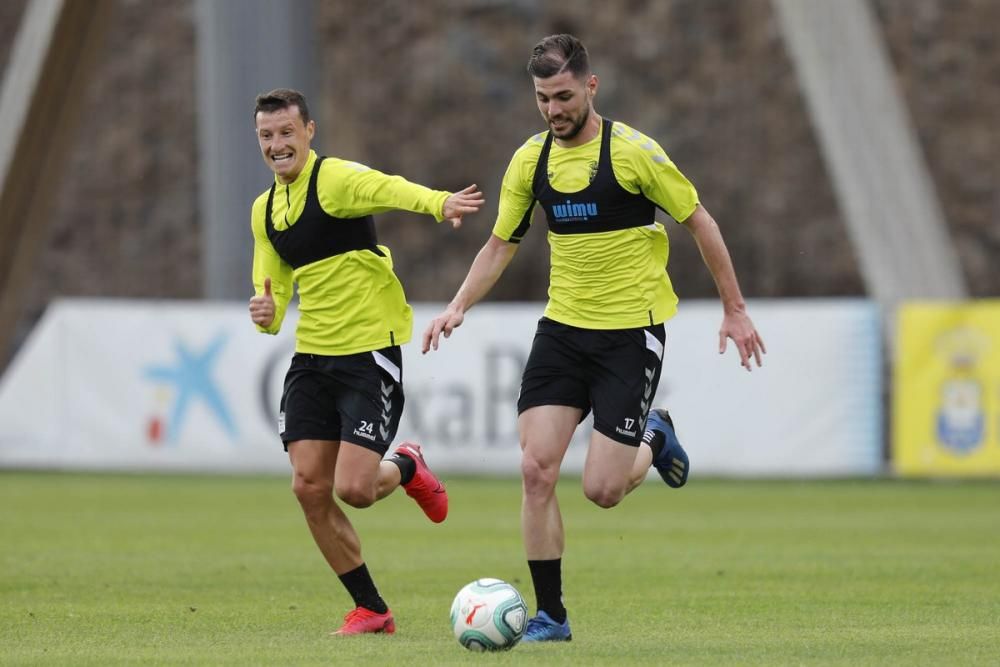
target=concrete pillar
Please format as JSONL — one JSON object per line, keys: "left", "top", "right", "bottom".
{"left": 195, "top": 0, "right": 317, "bottom": 300}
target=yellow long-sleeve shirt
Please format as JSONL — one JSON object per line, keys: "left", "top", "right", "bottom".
{"left": 251, "top": 150, "right": 450, "bottom": 355}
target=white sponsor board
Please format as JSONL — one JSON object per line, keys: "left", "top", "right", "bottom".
{"left": 0, "top": 298, "right": 882, "bottom": 476}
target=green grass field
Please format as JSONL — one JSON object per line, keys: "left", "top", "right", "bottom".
{"left": 2, "top": 472, "right": 998, "bottom": 665}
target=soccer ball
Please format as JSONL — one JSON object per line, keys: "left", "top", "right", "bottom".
{"left": 450, "top": 578, "right": 528, "bottom": 651}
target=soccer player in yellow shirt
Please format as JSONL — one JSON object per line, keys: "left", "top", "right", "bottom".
{"left": 422, "top": 35, "right": 765, "bottom": 641}
{"left": 248, "top": 88, "right": 483, "bottom": 636}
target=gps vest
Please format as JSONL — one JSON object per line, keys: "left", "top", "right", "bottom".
{"left": 530, "top": 118, "right": 655, "bottom": 235}
{"left": 265, "top": 156, "right": 383, "bottom": 269}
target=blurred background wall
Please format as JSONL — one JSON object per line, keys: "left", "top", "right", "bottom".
{"left": 0, "top": 0, "right": 997, "bottom": 367}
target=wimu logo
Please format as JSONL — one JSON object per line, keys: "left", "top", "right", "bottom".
{"left": 552, "top": 199, "right": 599, "bottom": 222}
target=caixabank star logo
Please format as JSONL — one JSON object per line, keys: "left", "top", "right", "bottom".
{"left": 143, "top": 333, "right": 237, "bottom": 446}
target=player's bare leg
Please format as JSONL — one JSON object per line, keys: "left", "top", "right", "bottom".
{"left": 332, "top": 441, "right": 402, "bottom": 508}
{"left": 289, "top": 440, "right": 397, "bottom": 635}
{"left": 288, "top": 440, "right": 365, "bottom": 573}
{"left": 582, "top": 430, "right": 641, "bottom": 506}
{"left": 519, "top": 405, "right": 579, "bottom": 559}
{"left": 627, "top": 439, "right": 655, "bottom": 493}
{"left": 519, "top": 405, "right": 578, "bottom": 642}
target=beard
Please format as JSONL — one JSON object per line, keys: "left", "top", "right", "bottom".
{"left": 550, "top": 106, "right": 590, "bottom": 141}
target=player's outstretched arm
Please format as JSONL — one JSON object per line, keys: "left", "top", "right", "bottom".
{"left": 442, "top": 184, "right": 486, "bottom": 228}
{"left": 422, "top": 234, "right": 518, "bottom": 353}
{"left": 683, "top": 205, "right": 766, "bottom": 371}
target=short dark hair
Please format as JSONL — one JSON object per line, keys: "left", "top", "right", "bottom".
{"left": 526, "top": 34, "right": 590, "bottom": 80}
{"left": 253, "top": 88, "right": 311, "bottom": 125}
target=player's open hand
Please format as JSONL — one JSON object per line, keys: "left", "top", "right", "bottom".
{"left": 249, "top": 277, "right": 276, "bottom": 328}
{"left": 442, "top": 184, "right": 485, "bottom": 229}
{"left": 719, "top": 309, "right": 766, "bottom": 372}
{"left": 422, "top": 305, "right": 465, "bottom": 353}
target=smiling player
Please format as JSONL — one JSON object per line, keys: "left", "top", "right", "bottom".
{"left": 249, "top": 88, "right": 483, "bottom": 636}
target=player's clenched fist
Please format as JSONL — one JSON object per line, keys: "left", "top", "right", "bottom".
{"left": 249, "top": 276, "right": 276, "bottom": 327}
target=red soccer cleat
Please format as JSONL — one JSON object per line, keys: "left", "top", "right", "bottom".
{"left": 395, "top": 442, "right": 449, "bottom": 523}
{"left": 331, "top": 607, "right": 396, "bottom": 636}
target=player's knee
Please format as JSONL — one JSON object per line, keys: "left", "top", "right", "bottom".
{"left": 335, "top": 483, "right": 376, "bottom": 509}
{"left": 521, "top": 453, "right": 558, "bottom": 495}
{"left": 292, "top": 475, "right": 332, "bottom": 517}
{"left": 583, "top": 482, "right": 625, "bottom": 509}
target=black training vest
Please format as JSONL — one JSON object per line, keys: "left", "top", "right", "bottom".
{"left": 519, "top": 118, "right": 655, "bottom": 238}
{"left": 265, "top": 157, "right": 383, "bottom": 269}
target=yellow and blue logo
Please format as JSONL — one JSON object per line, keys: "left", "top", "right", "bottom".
{"left": 894, "top": 301, "right": 1000, "bottom": 477}
{"left": 551, "top": 199, "right": 598, "bottom": 223}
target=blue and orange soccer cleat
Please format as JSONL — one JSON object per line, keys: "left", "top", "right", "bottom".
{"left": 523, "top": 610, "right": 572, "bottom": 642}
{"left": 394, "top": 442, "right": 449, "bottom": 523}
{"left": 645, "top": 408, "right": 689, "bottom": 488}
{"left": 331, "top": 606, "right": 395, "bottom": 636}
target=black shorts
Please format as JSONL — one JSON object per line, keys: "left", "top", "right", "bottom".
{"left": 517, "top": 317, "right": 665, "bottom": 446}
{"left": 278, "top": 347, "right": 404, "bottom": 455}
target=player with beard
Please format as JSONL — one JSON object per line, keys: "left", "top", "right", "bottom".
{"left": 421, "top": 34, "right": 765, "bottom": 641}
